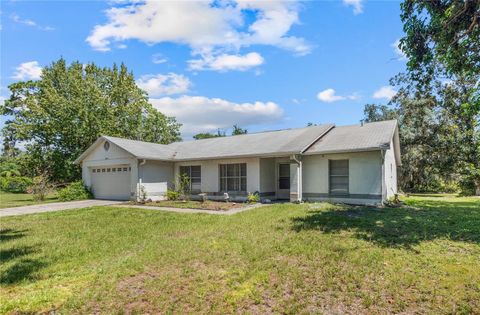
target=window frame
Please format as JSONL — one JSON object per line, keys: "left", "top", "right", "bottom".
{"left": 219, "top": 163, "right": 247, "bottom": 193}
{"left": 329, "top": 159, "right": 349, "bottom": 195}
{"left": 179, "top": 165, "right": 202, "bottom": 193}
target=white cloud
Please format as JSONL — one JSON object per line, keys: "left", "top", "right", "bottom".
{"left": 150, "top": 95, "right": 283, "bottom": 136}
{"left": 152, "top": 53, "right": 167, "bottom": 64}
{"left": 317, "top": 88, "right": 359, "bottom": 103}
{"left": 12, "top": 61, "right": 42, "bottom": 80}
{"left": 343, "top": 0, "right": 363, "bottom": 15}
{"left": 136, "top": 73, "right": 191, "bottom": 97}
{"left": 189, "top": 52, "right": 264, "bottom": 71}
{"left": 392, "top": 39, "right": 407, "bottom": 61}
{"left": 373, "top": 86, "right": 397, "bottom": 100}
{"left": 86, "top": 1, "right": 311, "bottom": 70}
{"left": 11, "top": 13, "right": 54, "bottom": 31}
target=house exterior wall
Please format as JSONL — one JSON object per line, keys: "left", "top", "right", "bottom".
{"left": 80, "top": 140, "right": 138, "bottom": 199}
{"left": 383, "top": 139, "right": 398, "bottom": 199}
{"left": 302, "top": 151, "right": 383, "bottom": 204}
{"left": 138, "top": 160, "right": 174, "bottom": 200}
{"left": 174, "top": 157, "right": 260, "bottom": 201}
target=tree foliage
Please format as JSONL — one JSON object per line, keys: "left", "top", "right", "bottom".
{"left": 193, "top": 129, "right": 226, "bottom": 140}
{"left": 374, "top": 0, "right": 480, "bottom": 195}
{"left": 193, "top": 125, "right": 248, "bottom": 140}
{"left": 1, "top": 58, "right": 181, "bottom": 182}
{"left": 232, "top": 125, "right": 248, "bottom": 135}
{"left": 400, "top": 0, "right": 480, "bottom": 78}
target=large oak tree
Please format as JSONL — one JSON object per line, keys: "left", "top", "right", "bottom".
{"left": 1, "top": 58, "right": 181, "bottom": 182}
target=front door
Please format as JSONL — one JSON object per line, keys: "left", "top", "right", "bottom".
{"left": 277, "top": 163, "right": 290, "bottom": 199}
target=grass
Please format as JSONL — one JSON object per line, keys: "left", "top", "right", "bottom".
{"left": 0, "top": 194, "right": 479, "bottom": 314}
{"left": 132, "top": 200, "right": 247, "bottom": 211}
{"left": 0, "top": 191, "right": 59, "bottom": 209}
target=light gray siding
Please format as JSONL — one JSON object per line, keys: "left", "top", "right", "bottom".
{"left": 80, "top": 139, "right": 138, "bottom": 200}
{"left": 302, "top": 151, "right": 383, "bottom": 204}
{"left": 138, "top": 160, "right": 174, "bottom": 200}
{"left": 259, "top": 158, "right": 276, "bottom": 194}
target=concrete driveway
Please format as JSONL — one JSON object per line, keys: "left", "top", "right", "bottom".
{"left": 0, "top": 200, "right": 123, "bottom": 217}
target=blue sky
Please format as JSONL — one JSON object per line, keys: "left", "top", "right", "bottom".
{"left": 1, "top": 0, "right": 406, "bottom": 138}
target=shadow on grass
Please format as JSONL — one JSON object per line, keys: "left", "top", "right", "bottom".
{"left": 0, "top": 258, "right": 48, "bottom": 284}
{"left": 291, "top": 199, "right": 480, "bottom": 249}
{"left": 0, "top": 228, "right": 28, "bottom": 242}
{"left": 1, "top": 229, "right": 47, "bottom": 285}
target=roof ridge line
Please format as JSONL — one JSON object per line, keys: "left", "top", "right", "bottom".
{"left": 300, "top": 124, "right": 335, "bottom": 154}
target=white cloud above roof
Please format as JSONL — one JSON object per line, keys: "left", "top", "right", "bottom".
{"left": 12, "top": 61, "right": 42, "bottom": 80}
{"left": 11, "top": 13, "right": 55, "bottom": 31}
{"left": 150, "top": 95, "right": 284, "bottom": 136}
{"left": 136, "top": 73, "right": 191, "bottom": 97}
{"left": 343, "top": 0, "right": 364, "bottom": 15}
{"left": 317, "top": 88, "right": 359, "bottom": 103}
{"left": 86, "top": 0, "right": 311, "bottom": 71}
{"left": 373, "top": 86, "right": 397, "bottom": 100}
{"left": 189, "top": 52, "right": 264, "bottom": 72}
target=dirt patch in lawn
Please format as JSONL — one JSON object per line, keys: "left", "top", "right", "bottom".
{"left": 128, "top": 200, "right": 247, "bottom": 211}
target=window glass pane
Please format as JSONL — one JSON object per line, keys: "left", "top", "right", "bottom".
{"left": 330, "top": 160, "right": 348, "bottom": 176}
{"left": 227, "top": 164, "right": 235, "bottom": 176}
{"left": 279, "top": 164, "right": 290, "bottom": 177}
{"left": 329, "top": 160, "right": 349, "bottom": 194}
{"left": 240, "top": 163, "right": 246, "bottom": 176}
{"left": 191, "top": 166, "right": 201, "bottom": 178}
{"left": 279, "top": 178, "right": 290, "bottom": 189}
{"left": 240, "top": 178, "right": 247, "bottom": 191}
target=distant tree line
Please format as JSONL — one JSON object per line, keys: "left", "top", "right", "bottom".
{"left": 193, "top": 125, "right": 248, "bottom": 140}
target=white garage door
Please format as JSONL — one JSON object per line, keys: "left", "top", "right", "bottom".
{"left": 90, "top": 165, "right": 131, "bottom": 200}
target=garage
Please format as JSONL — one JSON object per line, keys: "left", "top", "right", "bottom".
{"left": 90, "top": 165, "right": 131, "bottom": 200}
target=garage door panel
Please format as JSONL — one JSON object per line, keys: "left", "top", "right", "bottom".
{"left": 90, "top": 165, "right": 131, "bottom": 200}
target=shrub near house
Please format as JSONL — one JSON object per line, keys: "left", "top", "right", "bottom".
{"left": 58, "top": 181, "right": 92, "bottom": 201}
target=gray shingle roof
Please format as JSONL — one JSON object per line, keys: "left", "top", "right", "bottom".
{"left": 103, "top": 136, "right": 177, "bottom": 160}
{"left": 76, "top": 120, "right": 398, "bottom": 163}
{"left": 304, "top": 120, "right": 398, "bottom": 154}
{"left": 168, "top": 124, "right": 334, "bottom": 160}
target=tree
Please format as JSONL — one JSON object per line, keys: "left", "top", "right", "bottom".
{"left": 363, "top": 104, "right": 398, "bottom": 123}
{"left": 1, "top": 58, "right": 181, "bottom": 182}
{"left": 364, "top": 72, "right": 479, "bottom": 194}
{"left": 232, "top": 125, "right": 248, "bottom": 135}
{"left": 400, "top": 0, "right": 479, "bottom": 112}
{"left": 193, "top": 129, "right": 226, "bottom": 140}
{"left": 399, "top": 1, "right": 480, "bottom": 194}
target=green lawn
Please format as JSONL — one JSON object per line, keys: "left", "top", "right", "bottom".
{"left": 0, "top": 191, "right": 59, "bottom": 209}
{"left": 1, "top": 195, "right": 479, "bottom": 314}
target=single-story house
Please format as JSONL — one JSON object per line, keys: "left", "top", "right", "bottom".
{"left": 75, "top": 120, "right": 401, "bottom": 205}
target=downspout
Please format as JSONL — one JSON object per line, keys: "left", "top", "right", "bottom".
{"left": 292, "top": 154, "right": 302, "bottom": 202}
{"left": 380, "top": 150, "right": 386, "bottom": 203}
{"left": 137, "top": 159, "right": 147, "bottom": 200}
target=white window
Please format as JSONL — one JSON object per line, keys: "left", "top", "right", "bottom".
{"left": 180, "top": 165, "right": 201, "bottom": 192}
{"left": 219, "top": 163, "right": 247, "bottom": 192}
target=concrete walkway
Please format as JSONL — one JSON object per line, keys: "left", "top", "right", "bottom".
{"left": 116, "top": 203, "right": 266, "bottom": 215}
{"left": 0, "top": 200, "right": 123, "bottom": 217}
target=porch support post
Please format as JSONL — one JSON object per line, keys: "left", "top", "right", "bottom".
{"left": 291, "top": 154, "right": 303, "bottom": 202}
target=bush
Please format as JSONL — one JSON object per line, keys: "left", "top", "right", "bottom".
{"left": 58, "top": 181, "right": 92, "bottom": 201}
{"left": 166, "top": 189, "right": 180, "bottom": 201}
{"left": 0, "top": 176, "right": 33, "bottom": 193}
{"left": 28, "top": 174, "right": 54, "bottom": 201}
{"left": 247, "top": 192, "right": 260, "bottom": 203}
